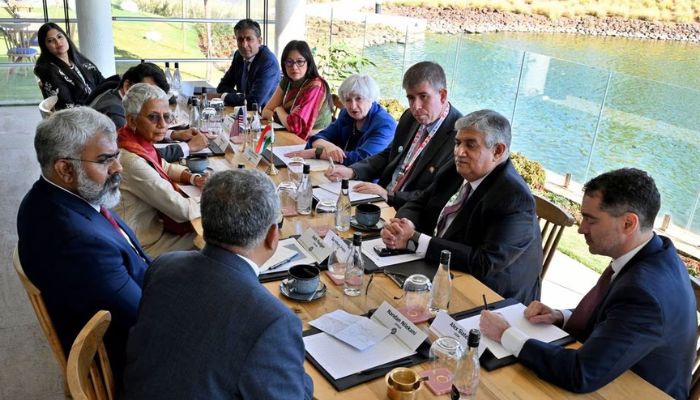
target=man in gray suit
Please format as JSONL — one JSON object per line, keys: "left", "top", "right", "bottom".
{"left": 124, "top": 169, "right": 313, "bottom": 399}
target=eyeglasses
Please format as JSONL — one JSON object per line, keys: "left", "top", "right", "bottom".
{"left": 284, "top": 59, "right": 307, "bottom": 68}
{"left": 143, "top": 112, "right": 175, "bottom": 125}
{"left": 63, "top": 151, "right": 121, "bottom": 167}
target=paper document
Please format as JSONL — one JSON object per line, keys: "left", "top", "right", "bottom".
{"left": 361, "top": 238, "right": 425, "bottom": 268}
{"left": 310, "top": 310, "right": 391, "bottom": 351}
{"left": 317, "top": 180, "right": 382, "bottom": 203}
{"left": 272, "top": 145, "right": 331, "bottom": 171}
{"left": 259, "top": 238, "right": 315, "bottom": 275}
{"left": 455, "top": 303, "right": 569, "bottom": 359}
{"left": 179, "top": 185, "right": 202, "bottom": 202}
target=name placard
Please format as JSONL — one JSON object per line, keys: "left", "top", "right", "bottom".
{"left": 298, "top": 228, "right": 333, "bottom": 263}
{"left": 323, "top": 230, "right": 350, "bottom": 261}
{"left": 372, "top": 301, "right": 427, "bottom": 351}
{"left": 430, "top": 311, "right": 470, "bottom": 348}
{"left": 243, "top": 145, "right": 263, "bottom": 167}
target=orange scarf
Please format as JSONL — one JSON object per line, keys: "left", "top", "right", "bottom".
{"left": 117, "top": 126, "right": 193, "bottom": 235}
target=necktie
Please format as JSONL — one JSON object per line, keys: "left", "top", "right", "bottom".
{"left": 566, "top": 264, "right": 614, "bottom": 340}
{"left": 100, "top": 206, "right": 122, "bottom": 232}
{"left": 240, "top": 60, "right": 250, "bottom": 94}
{"left": 390, "top": 125, "right": 428, "bottom": 193}
{"left": 435, "top": 183, "right": 472, "bottom": 237}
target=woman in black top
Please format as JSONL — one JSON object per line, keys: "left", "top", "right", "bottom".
{"left": 34, "top": 22, "right": 105, "bottom": 110}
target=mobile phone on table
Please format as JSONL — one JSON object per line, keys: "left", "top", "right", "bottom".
{"left": 373, "top": 246, "right": 415, "bottom": 257}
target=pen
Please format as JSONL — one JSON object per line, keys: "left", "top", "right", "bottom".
{"left": 358, "top": 358, "right": 412, "bottom": 375}
{"left": 483, "top": 294, "right": 488, "bottom": 311}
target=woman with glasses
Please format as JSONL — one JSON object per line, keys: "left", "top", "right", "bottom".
{"left": 114, "top": 83, "right": 204, "bottom": 257}
{"left": 34, "top": 22, "right": 105, "bottom": 110}
{"left": 284, "top": 74, "right": 396, "bottom": 166}
{"left": 261, "top": 40, "right": 332, "bottom": 139}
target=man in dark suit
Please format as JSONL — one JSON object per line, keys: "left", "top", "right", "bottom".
{"left": 381, "top": 109, "right": 542, "bottom": 304}
{"left": 124, "top": 169, "right": 312, "bottom": 399}
{"left": 216, "top": 19, "right": 281, "bottom": 109}
{"left": 17, "top": 107, "right": 151, "bottom": 380}
{"left": 480, "top": 168, "right": 696, "bottom": 399}
{"left": 89, "top": 62, "right": 208, "bottom": 162}
{"left": 326, "top": 61, "right": 462, "bottom": 209}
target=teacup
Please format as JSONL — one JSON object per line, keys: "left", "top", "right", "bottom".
{"left": 186, "top": 156, "right": 209, "bottom": 173}
{"left": 286, "top": 265, "right": 320, "bottom": 294}
{"left": 355, "top": 203, "right": 381, "bottom": 227}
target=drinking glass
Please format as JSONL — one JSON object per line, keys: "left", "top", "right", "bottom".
{"left": 400, "top": 274, "right": 431, "bottom": 321}
{"left": 200, "top": 107, "right": 216, "bottom": 137}
{"left": 288, "top": 157, "right": 305, "bottom": 187}
{"left": 312, "top": 200, "right": 336, "bottom": 238}
{"left": 277, "top": 181, "right": 298, "bottom": 217}
{"left": 327, "top": 239, "right": 350, "bottom": 283}
{"left": 429, "top": 337, "right": 464, "bottom": 378}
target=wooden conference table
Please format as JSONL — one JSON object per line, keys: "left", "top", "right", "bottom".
{"left": 190, "top": 130, "right": 669, "bottom": 399}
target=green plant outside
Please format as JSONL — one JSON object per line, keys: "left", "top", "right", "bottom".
{"left": 314, "top": 43, "right": 375, "bottom": 94}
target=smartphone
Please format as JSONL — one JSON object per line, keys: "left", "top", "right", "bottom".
{"left": 373, "top": 246, "right": 415, "bottom": 257}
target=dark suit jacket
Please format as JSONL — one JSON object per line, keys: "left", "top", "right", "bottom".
{"left": 518, "top": 234, "right": 696, "bottom": 399}
{"left": 17, "top": 177, "right": 150, "bottom": 379}
{"left": 398, "top": 159, "right": 542, "bottom": 304}
{"left": 89, "top": 88, "right": 184, "bottom": 162}
{"left": 217, "top": 45, "right": 281, "bottom": 109}
{"left": 124, "top": 245, "right": 313, "bottom": 400}
{"left": 350, "top": 104, "right": 462, "bottom": 209}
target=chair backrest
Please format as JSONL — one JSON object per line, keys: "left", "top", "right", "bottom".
{"left": 533, "top": 194, "right": 575, "bottom": 278}
{"left": 331, "top": 93, "right": 343, "bottom": 121}
{"left": 39, "top": 95, "right": 58, "bottom": 119}
{"left": 12, "top": 246, "right": 68, "bottom": 374}
{"left": 66, "top": 310, "right": 115, "bottom": 400}
{"left": 689, "top": 275, "right": 700, "bottom": 400}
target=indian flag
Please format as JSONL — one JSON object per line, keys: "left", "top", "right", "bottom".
{"left": 255, "top": 124, "right": 275, "bottom": 154}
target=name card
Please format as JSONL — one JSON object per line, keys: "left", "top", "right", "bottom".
{"left": 430, "top": 311, "right": 470, "bottom": 349}
{"left": 372, "top": 301, "right": 427, "bottom": 351}
{"left": 323, "top": 230, "right": 351, "bottom": 261}
{"left": 211, "top": 133, "right": 230, "bottom": 152}
{"left": 243, "top": 145, "right": 263, "bottom": 167}
{"left": 298, "top": 228, "right": 333, "bottom": 263}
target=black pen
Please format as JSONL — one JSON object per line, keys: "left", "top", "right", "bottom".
{"left": 483, "top": 294, "right": 488, "bottom": 311}
{"left": 358, "top": 358, "right": 412, "bottom": 375}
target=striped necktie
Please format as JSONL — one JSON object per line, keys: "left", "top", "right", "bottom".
{"left": 435, "top": 183, "right": 471, "bottom": 237}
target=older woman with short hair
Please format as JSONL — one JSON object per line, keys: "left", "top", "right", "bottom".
{"left": 114, "top": 83, "right": 203, "bottom": 257}
{"left": 285, "top": 74, "right": 396, "bottom": 166}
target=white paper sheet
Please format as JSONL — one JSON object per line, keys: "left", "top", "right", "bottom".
{"left": 361, "top": 238, "right": 425, "bottom": 268}
{"left": 318, "top": 180, "right": 382, "bottom": 203}
{"left": 260, "top": 244, "right": 298, "bottom": 272}
{"left": 259, "top": 238, "right": 315, "bottom": 275}
{"left": 456, "top": 303, "right": 569, "bottom": 359}
{"left": 179, "top": 185, "right": 202, "bottom": 202}
{"left": 310, "top": 310, "right": 390, "bottom": 351}
{"left": 272, "top": 145, "right": 331, "bottom": 171}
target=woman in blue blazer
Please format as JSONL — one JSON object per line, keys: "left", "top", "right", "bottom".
{"left": 286, "top": 74, "right": 397, "bottom": 166}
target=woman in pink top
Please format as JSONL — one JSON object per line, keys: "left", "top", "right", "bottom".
{"left": 262, "top": 40, "right": 332, "bottom": 139}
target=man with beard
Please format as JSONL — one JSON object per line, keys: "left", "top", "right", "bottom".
{"left": 17, "top": 107, "right": 151, "bottom": 381}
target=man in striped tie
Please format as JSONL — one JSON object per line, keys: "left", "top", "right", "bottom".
{"left": 381, "top": 109, "right": 542, "bottom": 304}
{"left": 480, "top": 168, "right": 696, "bottom": 399}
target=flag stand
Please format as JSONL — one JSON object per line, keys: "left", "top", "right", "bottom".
{"left": 265, "top": 141, "right": 279, "bottom": 176}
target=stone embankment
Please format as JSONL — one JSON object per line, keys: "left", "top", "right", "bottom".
{"left": 387, "top": 6, "right": 700, "bottom": 42}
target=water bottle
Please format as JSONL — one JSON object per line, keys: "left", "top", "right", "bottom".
{"left": 343, "top": 233, "right": 364, "bottom": 297}
{"left": 172, "top": 62, "right": 182, "bottom": 97}
{"left": 200, "top": 87, "right": 208, "bottom": 112}
{"left": 295, "top": 164, "right": 312, "bottom": 215}
{"left": 164, "top": 61, "right": 172, "bottom": 86}
{"left": 429, "top": 250, "right": 452, "bottom": 314}
{"left": 335, "top": 179, "right": 351, "bottom": 231}
{"left": 189, "top": 97, "right": 200, "bottom": 129}
{"left": 451, "top": 329, "right": 481, "bottom": 400}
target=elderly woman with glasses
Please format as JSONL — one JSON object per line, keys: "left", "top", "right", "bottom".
{"left": 114, "top": 83, "right": 204, "bottom": 257}
{"left": 261, "top": 40, "right": 332, "bottom": 139}
{"left": 284, "top": 74, "right": 396, "bottom": 165}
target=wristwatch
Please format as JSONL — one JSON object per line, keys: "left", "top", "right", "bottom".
{"left": 407, "top": 231, "right": 421, "bottom": 251}
{"left": 315, "top": 146, "right": 324, "bottom": 159}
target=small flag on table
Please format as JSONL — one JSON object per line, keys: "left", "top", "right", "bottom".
{"left": 230, "top": 106, "right": 245, "bottom": 137}
{"left": 255, "top": 124, "right": 275, "bottom": 154}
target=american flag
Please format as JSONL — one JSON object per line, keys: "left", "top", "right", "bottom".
{"left": 230, "top": 106, "right": 245, "bottom": 137}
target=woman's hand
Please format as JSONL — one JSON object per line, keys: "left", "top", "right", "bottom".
{"left": 284, "top": 148, "right": 316, "bottom": 159}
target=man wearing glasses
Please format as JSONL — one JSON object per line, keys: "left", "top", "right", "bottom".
{"left": 17, "top": 107, "right": 151, "bottom": 383}
{"left": 216, "top": 19, "right": 281, "bottom": 109}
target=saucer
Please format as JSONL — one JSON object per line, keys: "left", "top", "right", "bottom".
{"left": 350, "top": 216, "right": 385, "bottom": 232}
{"left": 280, "top": 279, "right": 327, "bottom": 302}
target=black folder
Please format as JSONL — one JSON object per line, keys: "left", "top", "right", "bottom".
{"left": 262, "top": 149, "right": 286, "bottom": 168}
{"left": 450, "top": 298, "right": 575, "bottom": 371}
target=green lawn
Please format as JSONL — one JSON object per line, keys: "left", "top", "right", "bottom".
{"left": 557, "top": 225, "right": 610, "bottom": 273}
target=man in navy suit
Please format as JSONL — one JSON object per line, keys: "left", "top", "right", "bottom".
{"left": 124, "top": 169, "right": 313, "bottom": 399}
{"left": 381, "top": 109, "right": 542, "bottom": 304}
{"left": 481, "top": 168, "right": 696, "bottom": 399}
{"left": 17, "top": 107, "right": 151, "bottom": 379}
{"left": 216, "top": 19, "right": 281, "bottom": 109}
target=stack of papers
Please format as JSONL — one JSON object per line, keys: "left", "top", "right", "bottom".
{"left": 272, "top": 144, "right": 331, "bottom": 171}
{"left": 361, "top": 238, "right": 425, "bottom": 268}
{"left": 259, "top": 238, "right": 315, "bottom": 275}
{"left": 313, "top": 180, "right": 382, "bottom": 204}
{"left": 310, "top": 310, "right": 390, "bottom": 351}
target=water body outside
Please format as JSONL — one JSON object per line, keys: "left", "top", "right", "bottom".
{"left": 363, "top": 32, "right": 700, "bottom": 233}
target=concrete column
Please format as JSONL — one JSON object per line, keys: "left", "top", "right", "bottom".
{"left": 75, "top": 0, "right": 116, "bottom": 76}
{"left": 275, "top": 0, "right": 306, "bottom": 56}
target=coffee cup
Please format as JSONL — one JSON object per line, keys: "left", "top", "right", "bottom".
{"left": 286, "top": 265, "right": 320, "bottom": 294}
{"left": 186, "top": 155, "right": 209, "bottom": 173}
{"left": 355, "top": 203, "right": 381, "bottom": 227}
{"left": 386, "top": 367, "right": 422, "bottom": 400}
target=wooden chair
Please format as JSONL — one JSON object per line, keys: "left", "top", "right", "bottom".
{"left": 331, "top": 93, "right": 343, "bottom": 121}
{"left": 66, "top": 310, "right": 115, "bottom": 400}
{"left": 39, "top": 95, "right": 58, "bottom": 119}
{"left": 689, "top": 275, "right": 700, "bottom": 400}
{"left": 533, "top": 193, "right": 575, "bottom": 278}
{"left": 12, "top": 246, "right": 69, "bottom": 390}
